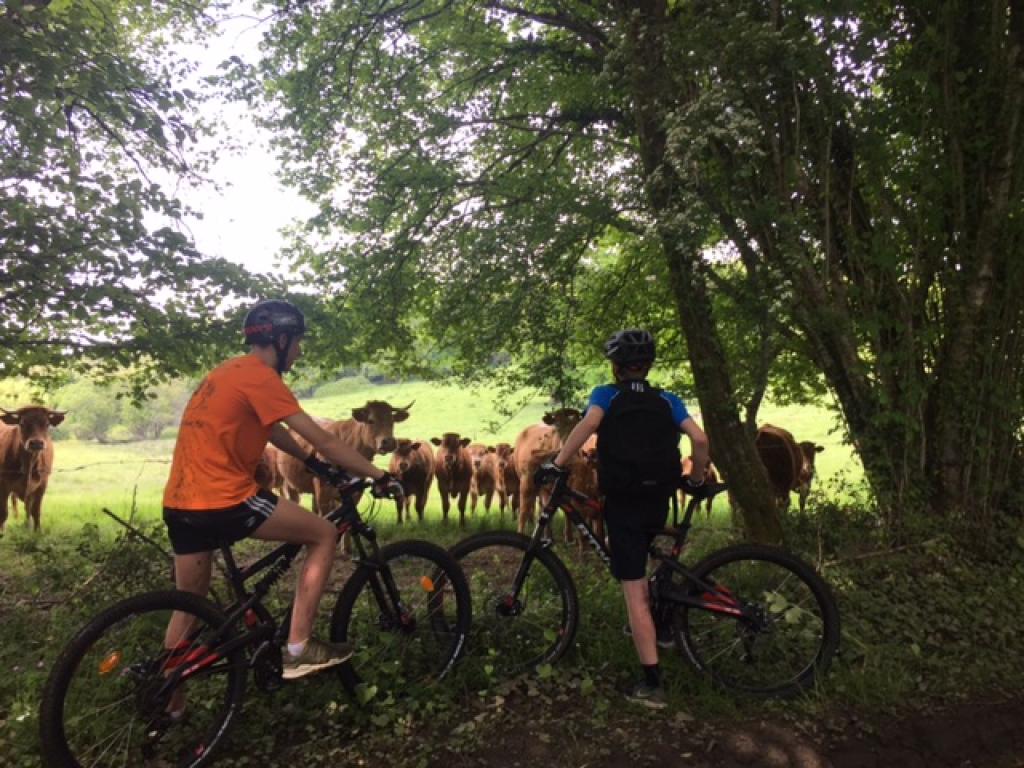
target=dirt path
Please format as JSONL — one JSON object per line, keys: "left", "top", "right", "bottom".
{"left": 425, "top": 692, "right": 1024, "bottom": 768}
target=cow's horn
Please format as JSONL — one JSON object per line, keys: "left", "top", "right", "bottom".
{"left": 394, "top": 400, "right": 415, "bottom": 412}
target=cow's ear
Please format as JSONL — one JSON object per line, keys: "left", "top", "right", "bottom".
{"left": 542, "top": 412, "right": 554, "bottom": 425}
{"left": 430, "top": 437, "right": 442, "bottom": 446}
{"left": 1, "top": 412, "right": 19, "bottom": 426}
{"left": 460, "top": 437, "right": 471, "bottom": 447}
{"left": 352, "top": 407, "right": 369, "bottom": 422}
{"left": 816, "top": 445, "right": 824, "bottom": 453}
{"left": 393, "top": 410, "right": 409, "bottom": 423}
{"left": 410, "top": 442, "right": 421, "bottom": 451}
{"left": 48, "top": 411, "right": 66, "bottom": 427}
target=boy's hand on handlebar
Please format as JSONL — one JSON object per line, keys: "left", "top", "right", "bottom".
{"left": 534, "top": 461, "right": 568, "bottom": 487}
{"left": 680, "top": 474, "right": 707, "bottom": 496}
{"left": 304, "top": 455, "right": 352, "bottom": 485}
{"left": 372, "top": 472, "right": 405, "bottom": 500}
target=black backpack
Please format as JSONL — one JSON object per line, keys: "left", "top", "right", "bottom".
{"left": 596, "top": 381, "right": 681, "bottom": 495}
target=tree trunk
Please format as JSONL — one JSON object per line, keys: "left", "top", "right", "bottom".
{"left": 663, "top": 243, "right": 784, "bottom": 543}
{"left": 617, "top": 0, "right": 783, "bottom": 543}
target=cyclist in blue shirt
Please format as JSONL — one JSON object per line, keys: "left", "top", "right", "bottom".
{"left": 539, "top": 329, "right": 709, "bottom": 708}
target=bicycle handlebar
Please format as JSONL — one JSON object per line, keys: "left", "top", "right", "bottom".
{"left": 305, "top": 468, "right": 404, "bottom": 501}
{"left": 542, "top": 477, "right": 729, "bottom": 506}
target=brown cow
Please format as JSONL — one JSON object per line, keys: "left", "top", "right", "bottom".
{"left": 0, "top": 406, "right": 65, "bottom": 534}
{"left": 754, "top": 424, "right": 805, "bottom": 511}
{"left": 796, "top": 441, "right": 824, "bottom": 514}
{"left": 276, "top": 401, "right": 412, "bottom": 513}
{"left": 388, "top": 439, "right": 434, "bottom": 524}
{"left": 493, "top": 442, "right": 519, "bottom": 521}
{"left": 432, "top": 433, "right": 472, "bottom": 527}
{"left": 562, "top": 433, "right": 603, "bottom": 548}
{"left": 678, "top": 455, "right": 720, "bottom": 518}
{"left": 513, "top": 408, "right": 582, "bottom": 534}
{"left": 468, "top": 443, "right": 499, "bottom": 516}
{"left": 255, "top": 445, "right": 285, "bottom": 494}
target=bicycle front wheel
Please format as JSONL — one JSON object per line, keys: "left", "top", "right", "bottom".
{"left": 450, "top": 531, "right": 578, "bottom": 679}
{"left": 39, "top": 590, "right": 247, "bottom": 768}
{"left": 330, "top": 539, "right": 471, "bottom": 699}
{"left": 670, "top": 544, "right": 840, "bottom": 698}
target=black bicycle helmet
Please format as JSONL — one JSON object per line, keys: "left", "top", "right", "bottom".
{"left": 243, "top": 299, "right": 306, "bottom": 373}
{"left": 604, "top": 328, "right": 656, "bottom": 366}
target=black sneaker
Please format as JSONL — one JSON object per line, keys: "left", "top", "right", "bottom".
{"left": 625, "top": 681, "right": 668, "bottom": 709}
{"left": 622, "top": 622, "right": 674, "bottom": 649}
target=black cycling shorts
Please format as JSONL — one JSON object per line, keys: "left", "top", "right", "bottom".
{"left": 163, "top": 489, "right": 278, "bottom": 555}
{"left": 603, "top": 491, "right": 670, "bottom": 581}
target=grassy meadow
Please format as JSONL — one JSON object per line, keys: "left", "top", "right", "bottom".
{"left": 11, "top": 376, "right": 863, "bottom": 540}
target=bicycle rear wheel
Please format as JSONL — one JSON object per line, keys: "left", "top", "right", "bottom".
{"left": 39, "top": 590, "right": 247, "bottom": 768}
{"left": 450, "top": 531, "right": 578, "bottom": 679}
{"left": 330, "top": 539, "right": 471, "bottom": 699}
{"left": 670, "top": 544, "right": 840, "bottom": 698}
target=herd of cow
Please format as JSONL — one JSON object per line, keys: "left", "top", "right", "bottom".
{"left": 0, "top": 401, "right": 824, "bottom": 538}
{"left": 253, "top": 400, "right": 826, "bottom": 540}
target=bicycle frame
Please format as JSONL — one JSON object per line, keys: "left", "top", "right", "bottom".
{"left": 517, "top": 481, "right": 752, "bottom": 623}
{"left": 166, "top": 478, "right": 400, "bottom": 686}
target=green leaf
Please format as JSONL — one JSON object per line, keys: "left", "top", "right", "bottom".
{"left": 357, "top": 684, "right": 378, "bottom": 705}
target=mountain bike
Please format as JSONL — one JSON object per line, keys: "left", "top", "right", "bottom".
{"left": 450, "top": 478, "right": 839, "bottom": 697}
{"left": 39, "top": 474, "right": 472, "bottom": 768}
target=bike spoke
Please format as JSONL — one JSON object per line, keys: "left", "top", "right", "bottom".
{"left": 337, "top": 546, "right": 469, "bottom": 693}
{"left": 453, "top": 534, "right": 576, "bottom": 678}
{"left": 675, "top": 548, "right": 837, "bottom": 696}
{"left": 44, "top": 594, "right": 244, "bottom": 768}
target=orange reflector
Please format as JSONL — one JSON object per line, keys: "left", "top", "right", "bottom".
{"left": 420, "top": 576, "right": 435, "bottom": 592}
{"left": 98, "top": 651, "right": 122, "bottom": 676}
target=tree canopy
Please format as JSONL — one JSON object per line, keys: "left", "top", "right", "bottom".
{"left": 248, "top": 0, "right": 1023, "bottom": 541}
{"left": 1, "top": 0, "right": 264, "bottom": 391}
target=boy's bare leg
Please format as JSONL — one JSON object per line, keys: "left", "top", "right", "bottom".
{"left": 622, "top": 579, "right": 658, "bottom": 665}
{"left": 163, "top": 552, "right": 213, "bottom": 716}
{"left": 250, "top": 497, "right": 337, "bottom": 644}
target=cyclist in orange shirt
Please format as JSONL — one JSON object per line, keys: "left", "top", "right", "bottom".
{"left": 162, "top": 300, "right": 400, "bottom": 693}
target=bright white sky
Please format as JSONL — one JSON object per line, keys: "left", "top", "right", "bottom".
{"left": 173, "top": 9, "right": 314, "bottom": 277}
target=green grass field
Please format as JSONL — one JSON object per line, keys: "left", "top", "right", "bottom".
{"left": 3, "top": 377, "right": 863, "bottom": 541}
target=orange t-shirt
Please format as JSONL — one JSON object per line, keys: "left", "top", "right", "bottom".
{"left": 163, "top": 355, "right": 301, "bottom": 510}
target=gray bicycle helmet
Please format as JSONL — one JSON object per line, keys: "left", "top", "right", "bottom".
{"left": 604, "top": 328, "right": 656, "bottom": 366}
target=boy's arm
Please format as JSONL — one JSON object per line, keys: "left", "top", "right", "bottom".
{"left": 268, "top": 423, "right": 307, "bottom": 459}
{"left": 553, "top": 407, "right": 605, "bottom": 467}
{"left": 680, "top": 417, "right": 710, "bottom": 480}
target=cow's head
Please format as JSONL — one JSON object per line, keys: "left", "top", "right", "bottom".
{"left": 392, "top": 439, "right": 422, "bottom": 474}
{"left": 0, "top": 407, "right": 66, "bottom": 452}
{"left": 493, "top": 442, "right": 514, "bottom": 474}
{"left": 542, "top": 408, "right": 583, "bottom": 440}
{"left": 431, "top": 433, "right": 471, "bottom": 471}
{"left": 466, "top": 443, "right": 494, "bottom": 471}
{"left": 798, "top": 441, "right": 824, "bottom": 479}
{"left": 351, "top": 400, "right": 413, "bottom": 454}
